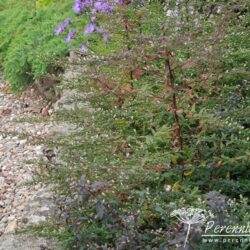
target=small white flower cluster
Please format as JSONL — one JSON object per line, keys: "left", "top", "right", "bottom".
{"left": 171, "top": 207, "right": 208, "bottom": 224}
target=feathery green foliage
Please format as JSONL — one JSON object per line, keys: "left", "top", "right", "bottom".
{"left": 0, "top": 0, "right": 82, "bottom": 92}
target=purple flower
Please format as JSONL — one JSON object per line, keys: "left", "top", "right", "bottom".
{"left": 80, "top": 44, "right": 89, "bottom": 53}
{"left": 84, "top": 23, "right": 96, "bottom": 35}
{"left": 73, "top": 0, "right": 91, "bottom": 14}
{"left": 94, "top": 1, "right": 113, "bottom": 13}
{"left": 64, "top": 18, "right": 71, "bottom": 26}
{"left": 54, "top": 18, "right": 71, "bottom": 36}
{"left": 55, "top": 24, "right": 65, "bottom": 35}
{"left": 65, "top": 30, "right": 77, "bottom": 43}
{"left": 73, "top": 0, "right": 83, "bottom": 14}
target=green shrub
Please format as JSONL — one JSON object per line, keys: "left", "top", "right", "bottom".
{"left": 0, "top": 0, "right": 84, "bottom": 92}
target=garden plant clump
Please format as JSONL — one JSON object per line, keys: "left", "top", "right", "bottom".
{"left": 0, "top": 0, "right": 249, "bottom": 249}
{"left": 0, "top": 0, "right": 89, "bottom": 93}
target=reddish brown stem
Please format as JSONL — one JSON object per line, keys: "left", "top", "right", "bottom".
{"left": 122, "top": 5, "right": 134, "bottom": 84}
{"left": 165, "top": 53, "right": 183, "bottom": 150}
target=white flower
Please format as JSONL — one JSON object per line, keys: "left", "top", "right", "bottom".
{"left": 171, "top": 207, "right": 208, "bottom": 247}
{"left": 163, "top": 184, "right": 172, "bottom": 192}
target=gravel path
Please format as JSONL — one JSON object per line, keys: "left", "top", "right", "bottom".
{"left": 0, "top": 82, "right": 61, "bottom": 249}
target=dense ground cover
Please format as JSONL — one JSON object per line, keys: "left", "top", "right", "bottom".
{"left": 0, "top": 0, "right": 249, "bottom": 249}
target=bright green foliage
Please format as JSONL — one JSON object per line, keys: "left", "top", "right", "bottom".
{"left": 36, "top": 0, "right": 53, "bottom": 8}
{"left": 0, "top": 0, "right": 83, "bottom": 92}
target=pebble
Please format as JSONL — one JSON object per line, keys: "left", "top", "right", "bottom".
{"left": 4, "top": 220, "right": 17, "bottom": 234}
{"left": 0, "top": 81, "right": 56, "bottom": 235}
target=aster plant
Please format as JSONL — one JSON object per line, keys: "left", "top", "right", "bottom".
{"left": 54, "top": 0, "right": 122, "bottom": 49}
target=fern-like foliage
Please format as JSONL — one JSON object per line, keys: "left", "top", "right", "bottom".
{"left": 0, "top": 0, "right": 84, "bottom": 92}
{"left": 36, "top": 0, "right": 53, "bottom": 8}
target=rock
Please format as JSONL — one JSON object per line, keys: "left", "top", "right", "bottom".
{"left": 0, "top": 108, "right": 12, "bottom": 115}
{"left": 7, "top": 216, "right": 15, "bottom": 222}
{"left": 18, "top": 139, "right": 27, "bottom": 145}
{"left": 0, "top": 234, "right": 60, "bottom": 250}
{"left": 4, "top": 220, "right": 17, "bottom": 234}
{"left": 0, "top": 188, "right": 6, "bottom": 195}
{"left": 53, "top": 89, "right": 93, "bottom": 112}
{"left": 26, "top": 215, "right": 47, "bottom": 224}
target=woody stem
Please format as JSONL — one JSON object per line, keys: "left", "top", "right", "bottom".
{"left": 165, "top": 54, "right": 183, "bottom": 150}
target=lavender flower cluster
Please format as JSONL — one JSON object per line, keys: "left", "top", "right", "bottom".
{"left": 55, "top": 18, "right": 71, "bottom": 36}
{"left": 55, "top": 0, "right": 117, "bottom": 47}
{"left": 73, "top": 0, "right": 113, "bottom": 14}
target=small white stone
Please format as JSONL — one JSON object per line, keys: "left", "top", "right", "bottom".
{"left": 4, "top": 220, "right": 17, "bottom": 234}
{"left": 19, "top": 139, "right": 27, "bottom": 145}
